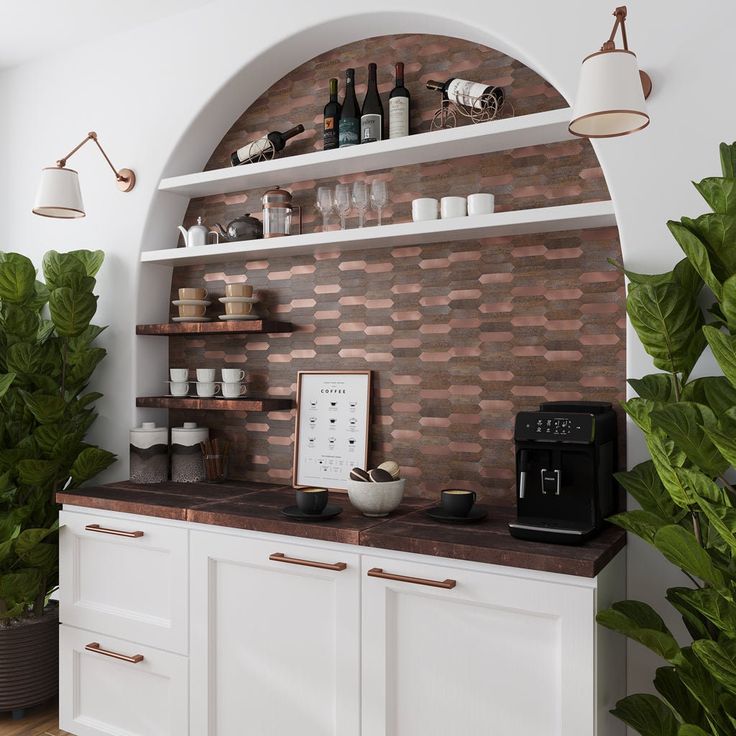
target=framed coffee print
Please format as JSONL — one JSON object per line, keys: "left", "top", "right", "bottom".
{"left": 293, "top": 370, "right": 372, "bottom": 489}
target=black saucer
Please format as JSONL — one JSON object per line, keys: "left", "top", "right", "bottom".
{"left": 281, "top": 504, "right": 343, "bottom": 521}
{"left": 425, "top": 505, "right": 488, "bottom": 524}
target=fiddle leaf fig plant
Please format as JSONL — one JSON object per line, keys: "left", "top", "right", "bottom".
{"left": 0, "top": 249, "right": 115, "bottom": 622}
{"left": 599, "top": 142, "right": 736, "bottom": 735}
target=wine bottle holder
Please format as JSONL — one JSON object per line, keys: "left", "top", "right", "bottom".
{"left": 430, "top": 89, "right": 513, "bottom": 131}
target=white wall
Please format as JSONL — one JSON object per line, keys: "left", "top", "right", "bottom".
{"left": 3, "top": 0, "right": 735, "bottom": 704}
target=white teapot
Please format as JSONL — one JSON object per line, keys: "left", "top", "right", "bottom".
{"left": 177, "top": 217, "right": 219, "bottom": 247}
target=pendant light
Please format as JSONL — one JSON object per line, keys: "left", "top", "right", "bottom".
{"left": 33, "top": 131, "right": 136, "bottom": 218}
{"left": 569, "top": 6, "right": 652, "bottom": 138}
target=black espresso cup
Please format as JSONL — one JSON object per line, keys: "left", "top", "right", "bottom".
{"left": 296, "top": 487, "right": 328, "bottom": 515}
{"left": 440, "top": 489, "right": 476, "bottom": 517}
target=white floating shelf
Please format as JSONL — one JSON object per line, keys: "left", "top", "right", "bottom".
{"left": 159, "top": 108, "right": 575, "bottom": 198}
{"left": 140, "top": 201, "right": 615, "bottom": 266}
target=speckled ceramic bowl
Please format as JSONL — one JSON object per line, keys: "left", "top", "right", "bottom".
{"left": 346, "top": 478, "right": 405, "bottom": 517}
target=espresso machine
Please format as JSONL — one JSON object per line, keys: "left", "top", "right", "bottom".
{"left": 508, "top": 401, "right": 617, "bottom": 545}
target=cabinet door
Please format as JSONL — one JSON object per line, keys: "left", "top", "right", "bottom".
{"left": 362, "top": 555, "right": 595, "bottom": 736}
{"left": 59, "top": 625, "right": 188, "bottom": 736}
{"left": 190, "top": 531, "right": 361, "bottom": 736}
{"left": 59, "top": 510, "right": 188, "bottom": 654}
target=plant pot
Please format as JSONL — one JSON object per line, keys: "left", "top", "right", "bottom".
{"left": 0, "top": 606, "right": 58, "bottom": 713}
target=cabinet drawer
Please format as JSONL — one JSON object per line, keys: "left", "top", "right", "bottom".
{"left": 59, "top": 510, "right": 188, "bottom": 654}
{"left": 59, "top": 625, "right": 188, "bottom": 736}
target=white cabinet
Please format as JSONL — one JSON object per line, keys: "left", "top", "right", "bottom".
{"left": 59, "top": 510, "right": 188, "bottom": 654}
{"left": 59, "top": 625, "right": 188, "bottom": 736}
{"left": 189, "top": 530, "right": 361, "bottom": 736}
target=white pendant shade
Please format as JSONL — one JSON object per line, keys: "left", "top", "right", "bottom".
{"left": 32, "top": 166, "right": 85, "bottom": 218}
{"left": 569, "top": 49, "right": 649, "bottom": 138}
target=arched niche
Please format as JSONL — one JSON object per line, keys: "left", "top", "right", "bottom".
{"left": 138, "top": 31, "right": 624, "bottom": 503}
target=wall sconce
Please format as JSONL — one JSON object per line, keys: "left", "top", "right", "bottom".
{"left": 569, "top": 5, "right": 652, "bottom": 138}
{"left": 32, "top": 132, "right": 136, "bottom": 218}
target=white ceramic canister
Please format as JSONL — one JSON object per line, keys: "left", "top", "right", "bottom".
{"left": 129, "top": 422, "right": 169, "bottom": 484}
{"left": 171, "top": 422, "right": 210, "bottom": 483}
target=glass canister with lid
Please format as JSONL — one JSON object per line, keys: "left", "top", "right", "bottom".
{"left": 171, "top": 422, "right": 209, "bottom": 483}
{"left": 129, "top": 422, "right": 169, "bottom": 484}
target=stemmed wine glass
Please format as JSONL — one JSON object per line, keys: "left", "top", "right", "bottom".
{"left": 335, "top": 183, "right": 351, "bottom": 230}
{"left": 352, "top": 180, "right": 369, "bottom": 228}
{"left": 316, "top": 186, "right": 334, "bottom": 232}
{"left": 370, "top": 180, "right": 388, "bottom": 226}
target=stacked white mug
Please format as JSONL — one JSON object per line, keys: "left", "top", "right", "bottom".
{"left": 196, "top": 368, "right": 221, "bottom": 397}
{"left": 168, "top": 368, "right": 190, "bottom": 396}
{"left": 221, "top": 368, "right": 246, "bottom": 398}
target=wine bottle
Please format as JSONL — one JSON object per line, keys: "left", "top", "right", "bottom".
{"left": 323, "top": 78, "right": 341, "bottom": 150}
{"left": 360, "top": 63, "right": 383, "bottom": 144}
{"left": 388, "top": 62, "right": 410, "bottom": 138}
{"left": 426, "top": 77, "right": 504, "bottom": 112}
{"left": 339, "top": 68, "right": 360, "bottom": 148}
{"left": 230, "top": 124, "right": 305, "bottom": 167}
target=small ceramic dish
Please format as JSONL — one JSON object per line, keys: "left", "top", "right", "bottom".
{"left": 218, "top": 296, "right": 257, "bottom": 304}
{"left": 218, "top": 314, "right": 260, "bottom": 321}
{"left": 346, "top": 478, "right": 405, "bottom": 517}
{"left": 171, "top": 299, "right": 212, "bottom": 306}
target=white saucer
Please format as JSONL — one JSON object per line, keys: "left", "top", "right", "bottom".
{"left": 218, "top": 314, "right": 259, "bottom": 321}
{"left": 172, "top": 316, "right": 212, "bottom": 323}
{"left": 172, "top": 299, "right": 211, "bottom": 306}
{"left": 218, "top": 296, "right": 257, "bottom": 304}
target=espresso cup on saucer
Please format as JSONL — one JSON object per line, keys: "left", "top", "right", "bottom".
{"left": 296, "top": 487, "right": 329, "bottom": 515}
{"left": 221, "top": 382, "right": 247, "bottom": 398}
{"left": 411, "top": 198, "right": 439, "bottom": 222}
{"left": 440, "top": 489, "right": 476, "bottom": 517}
{"left": 440, "top": 196, "right": 467, "bottom": 219}
{"left": 196, "top": 368, "right": 216, "bottom": 382}
{"left": 225, "top": 283, "right": 253, "bottom": 298}
{"left": 225, "top": 301, "right": 253, "bottom": 316}
{"left": 196, "top": 382, "right": 220, "bottom": 398}
{"left": 222, "top": 368, "right": 245, "bottom": 382}
{"left": 168, "top": 381, "right": 190, "bottom": 397}
{"left": 170, "top": 368, "right": 188, "bottom": 382}
{"left": 178, "top": 304, "right": 206, "bottom": 318}
{"left": 179, "top": 287, "right": 208, "bottom": 300}
{"left": 467, "top": 193, "right": 495, "bottom": 216}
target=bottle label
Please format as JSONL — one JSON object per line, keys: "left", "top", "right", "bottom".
{"left": 389, "top": 98, "right": 409, "bottom": 138}
{"left": 361, "top": 114, "right": 382, "bottom": 143}
{"left": 339, "top": 118, "right": 360, "bottom": 147}
{"left": 446, "top": 79, "right": 488, "bottom": 111}
{"left": 324, "top": 116, "right": 339, "bottom": 149}
{"left": 235, "top": 136, "right": 273, "bottom": 164}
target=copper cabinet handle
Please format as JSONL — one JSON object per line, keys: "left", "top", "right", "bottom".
{"left": 85, "top": 642, "right": 144, "bottom": 664}
{"left": 367, "top": 567, "right": 456, "bottom": 589}
{"left": 84, "top": 523, "right": 144, "bottom": 538}
{"left": 269, "top": 552, "right": 347, "bottom": 571}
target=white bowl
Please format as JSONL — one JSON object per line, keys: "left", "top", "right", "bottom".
{"left": 346, "top": 478, "right": 405, "bottom": 517}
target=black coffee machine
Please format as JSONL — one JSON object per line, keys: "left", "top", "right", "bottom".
{"left": 508, "top": 401, "right": 617, "bottom": 545}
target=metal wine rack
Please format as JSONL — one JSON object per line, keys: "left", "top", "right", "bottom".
{"left": 430, "top": 88, "right": 513, "bottom": 131}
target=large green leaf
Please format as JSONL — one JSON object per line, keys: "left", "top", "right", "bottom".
{"left": 20, "top": 391, "right": 67, "bottom": 424}
{"left": 66, "top": 348, "right": 106, "bottom": 388}
{"left": 654, "top": 667, "right": 707, "bottom": 729}
{"left": 722, "top": 274, "right": 736, "bottom": 332}
{"left": 692, "top": 640, "right": 736, "bottom": 694}
{"left": 608, "top": 510, "right": 668, "bottom": 545}
{"left": 15, "top": 522, "right": 58, "bottom": 572}
{"left": 675, "top": 467, "right": 731, "bottom": 507}
{"left": 721, "top": 142, "right": 736, "bottom": 178}
{"left": 677, "top": 726, "right": 711, "bottom": 736}
{"left": 693, "top": 177, "right": 736, "bottom": 215}
{"left": 683, "top": 214, "right": 736, "bottom": 282}
{"left": 666, "top": 588, "right": 713, "bottom": 643}
{"left": 69, "top": 447, "right": 116, "bottom": 485}
{"left": 678, "top": 647, "right": 728, "bottom": 730}
{"left": 629, "top": 374, "right": 677, "bottom": 403}
{"left": 0, "top": 568, "right": 43, "bottom": 619}
{"left": 627, "top": 281, "right": 706, "bottom": 379}
{"left": 0, "top": 372, "right": 15, "bottom": 400}
{"left": 49, "top": 287, "right": 97, "bottom": 338}
{"left": 704, "top": 326, "right": 736, "bottom": 389}
{"left": 17, "top": 459, "right": 58, "bottom": 487}
{"left": 42, "top": 250, "right": 86, "bottom": 290}
{"left": 654, "top": 525, "right": 726, "bottom": 588}
{"left": 2, "top": 304, "right": 39, "bottom": 339}
{"left": 0, "top": 253, "right": 36, "bottom": 304}
{"left": 623, "top": 398, "right": 665, "bottom": 433}
{"left": 646, "top": 432, "right": 690, "bottom": 508}
{"left": 651, "top": 402, "right": 728, "bottom": 477}
{"left": 597, "top": 600, "right": 681, "bottom": 662}
{"left": 28, "top": 280, "right": 50, "bottom": 311}
{"left": 668, "top": 220, "right": 723, "bottom": 300}
{"left": 682, "top": 377, "right": 736, "bottom": 414}
{"left": 5, "top": 342, "right": 43, "bottom": 375}
{"left": 615, "top": 461, "right": 679, "bottom": 520}
{"left": 610, "top": 694, "right": 679, "bottom": 736}
{"left": 68, "top": 250, "right": 104, "bottom": 278}
{"left": 672, "top": 587, "right": 736, "bottom": 636}
{"left": 705, "top": 411, "right": 736, "bottom": 467}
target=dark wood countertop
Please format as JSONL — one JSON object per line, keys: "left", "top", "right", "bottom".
{"left": 57, "top": 481, "right": 625, "bottom": 578}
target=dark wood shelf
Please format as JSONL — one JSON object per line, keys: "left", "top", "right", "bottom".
{"left": 136, "top": 396, "right": 293, "bottom": 411}
{"left": 136, "top": 320, "right": 293, "bottom": 335}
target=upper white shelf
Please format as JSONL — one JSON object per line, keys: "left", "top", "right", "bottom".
{"left": 140, "top": 201, "right": 615, "bottom": 267}
{"left": 158, "top": 108, "right": 575, "bottom": 198}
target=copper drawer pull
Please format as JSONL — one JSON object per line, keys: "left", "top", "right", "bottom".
{"left": 85, "top": 523, "right": 144, "bottom": 538}
{"left": 367, "top": 567, "right": 456, "bottom": 589}
{"left": 85, "top": 642, "right": 144, "bottom": 664}
{"left": 269, "top": 552, "right": 347, "bottom": 571}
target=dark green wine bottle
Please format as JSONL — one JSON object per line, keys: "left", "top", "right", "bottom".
{"left": 339, "top": 69, "right": 360, "bottom": 148}
{"left": 323, "top": 78, "right": 341, "bottom": 150}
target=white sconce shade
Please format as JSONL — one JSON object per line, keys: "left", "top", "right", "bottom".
{"left": 569, "top": 49, "right": 649, "bottom": 138}
{"left": 32, "top": 166, "right": 85, "bottom": 218}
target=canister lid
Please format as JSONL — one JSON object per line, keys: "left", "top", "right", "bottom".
{"left": 130, "top": 422, "right": 168, "bottom": 449}
{"left": 172, "top": 422, "right": 209, "bottom": 446}
{"left": 262, "top": 186, "right": 292, "bottom": 205}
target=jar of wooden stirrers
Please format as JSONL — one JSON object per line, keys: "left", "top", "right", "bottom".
{"left": 200, "top": 438, "right": 230, "bottom": 482}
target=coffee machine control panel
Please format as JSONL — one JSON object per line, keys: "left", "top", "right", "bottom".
{"left": 515, "top": 412, "right": 595, "bottom": 444}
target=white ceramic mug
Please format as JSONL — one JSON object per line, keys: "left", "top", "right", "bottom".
{"left": 168, "top": 381, "right": 189, "bottom": 397}
{"left": 222, "top": 368, "right": 245, "bottom": 382}
{"left": 170, "top": 368, "right": 188, "bottom": 382}
{"left": 196, "top": 368, "right": 216, "bottom": 382}
{"left": 467, "top": 193, "right": 495, "bottom": 216}
{"left": 411, "top": 198, "right": 439, "bottom": 222}
{"left": 196, "top": 382, "right": 220, "bottom": 397}
{"left": 221, "top": 382, "right": 247, "bottom": 398}
{"left": 440, "top": 196, "right": 467, "bottom": 219}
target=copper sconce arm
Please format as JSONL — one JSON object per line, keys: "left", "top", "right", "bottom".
{"left": 56, "top": 131, "right": 136, "bottom": 192}
{"left": 599, "top": 5, "right": 652, "bottom": 99}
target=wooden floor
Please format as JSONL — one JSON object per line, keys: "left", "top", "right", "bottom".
{"left": 0, "top": 700, "right": 68, "bottom": 736}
